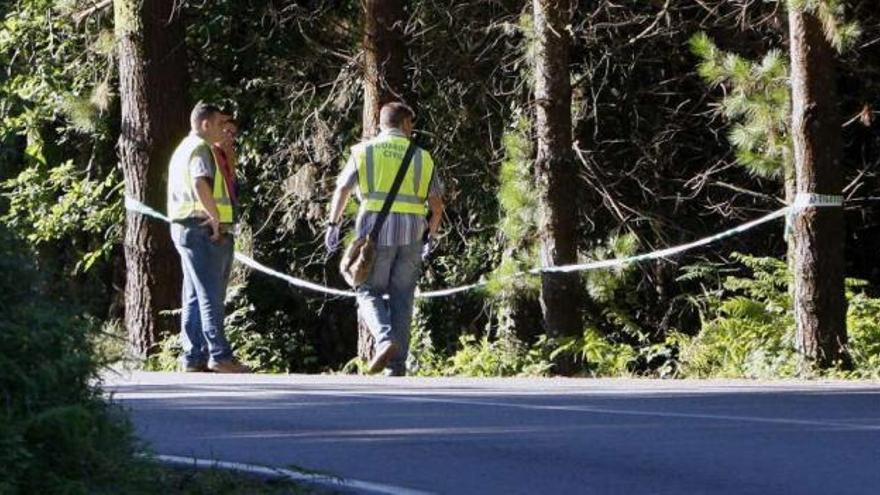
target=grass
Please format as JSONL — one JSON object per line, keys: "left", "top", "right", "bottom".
{"left": 104, "top": 458, "right": 330, "bottom": 494}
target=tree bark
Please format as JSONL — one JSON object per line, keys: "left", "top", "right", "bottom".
{"left": 788, "top": 7, "right": 850, "bottom": 368}
{"left": 532, "top": 0, "right": 583, "bottom": 357}
{"left": 115, "top": 0, "right": 189, "bottom": 358}
{"left": 357, "top": 0, "right": 407, "bottom": 362}
{"left": 362, "top": 0, "right": 406, "bottom": 139}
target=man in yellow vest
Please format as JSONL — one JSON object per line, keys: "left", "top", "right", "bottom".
{"left": 326, "top": 102, "right": 445, "bottom": 376}
{"left": 167, "top": 102, "right": 250, "bottom": 373}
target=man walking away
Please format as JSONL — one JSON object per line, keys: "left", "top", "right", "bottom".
{"left": 325, "top": 102, "right": 445, "bottom": 376}
{"left": 167, "top": 102, "right": 250, "bottom": 373}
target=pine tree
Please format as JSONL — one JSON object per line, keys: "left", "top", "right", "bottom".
{"left": 532, "top": 0, "right": 583, "bottom": 368}
{"left": 788, "top": 0, "right": 853, "bottom": 367}
{"left": 692, "top": 0, "right": 859, "bottom": 368}
{"left": 115, "top": 0, "right": 189, "bottom": 357}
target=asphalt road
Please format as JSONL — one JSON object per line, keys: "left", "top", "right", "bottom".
{"left": 105, "top": 372, "right": 880, "bottom": 495}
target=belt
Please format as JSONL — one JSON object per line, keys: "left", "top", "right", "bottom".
{"left": 174, "top": 216, "right": 239, "bottom": 236}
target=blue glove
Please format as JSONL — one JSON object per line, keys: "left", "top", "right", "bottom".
{"left": 324, "top": 223, "right": 340, "bottom": 253}
{"left": 421, "top": 235, "right": 433, "bottom": 262}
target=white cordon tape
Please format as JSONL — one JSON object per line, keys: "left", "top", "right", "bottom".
{"left": 792, "top": 193, "right": 844, "bottom": 208}
{"left": 534, "top": 208, "right": 790, "bottom": 274}
{"left": 124, "top": 197, "right": 818, "bottom": 299}
{"left": 125, "top": 197, "right": 356, "bottom": 298}
{"left": 784, "top": 193, "right": 844, "bottom": 241}
{"left": 233, "top": 253, "right": 356, "bottom": 297}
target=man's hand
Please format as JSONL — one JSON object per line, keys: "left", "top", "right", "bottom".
{"left": 325, "top": 223, "right": 341, "bottom": 254}
{"left": 421, "top": 235, "right": 434, "bottom": 262}
{"left": 201, "top": 216, "right": 221, "bottom": 242}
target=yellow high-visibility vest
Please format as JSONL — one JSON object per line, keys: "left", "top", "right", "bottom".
{"left": 167, "top": 134, "right": 234, "bottom": 223}
{"left": 354, "top": 133, "right": 434, "bottom": 215}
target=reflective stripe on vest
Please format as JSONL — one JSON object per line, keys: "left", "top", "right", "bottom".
{"left": 167, "top": 135, "right": 234, "bottom": 223}
{"left": 355, "top": 134, "right": 433, "bottom": 215}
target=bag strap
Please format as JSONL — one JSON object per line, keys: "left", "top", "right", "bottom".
{"left": 369, "top": 141, "right": 418, "bottom": 242}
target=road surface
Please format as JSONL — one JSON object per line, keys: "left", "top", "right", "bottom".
{"left": 105, "top": 372, "right": 880, "bottom": 494}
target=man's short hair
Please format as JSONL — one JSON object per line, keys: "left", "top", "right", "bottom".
{"left": 222, "top": 112, "right": 239, "bottom": 128}
{"left": 379, "top": 102, "right": 415, "bottom": 129}
{"left": 190, "top": 102, "right": 223, "bottom": 130}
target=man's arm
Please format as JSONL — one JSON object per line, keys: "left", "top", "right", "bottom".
{"left": 427, "top": 193, "right": 444, "bottom": 237}
{"left": 328, "top": 183, "right": 353, "bottom": 225}
{"left": 426, "top": 163, "right": 445, "bottom": 237}
{"left": 324, "top": 155, "right": 358, "bottom": 254}
{"left": 328, "top": 154, "right": 359, "bottom": 225}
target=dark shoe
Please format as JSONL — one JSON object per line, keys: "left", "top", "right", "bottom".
{"left": 368, "top": 342, "right": 399, "bottom": 374}
{"left": 209, "top": 359, "right": 252, "bottom": 374}
{"left": 182, "top": 363, "right": 209, "bottom": 372}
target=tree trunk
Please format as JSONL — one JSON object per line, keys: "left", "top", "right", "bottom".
{"left": 532, "top": 0, "right": 582, "bottom": 359}
{"left": 784, "top": 157, "right": 796, "bottom": 270}
{"left": 115, "top": 0, "right": 189, "bottom": 358}
{"left": 357, "top": 0, "right": 407, "bottom": 362}
{"left": 362, "top": 0, "right": 406, "bottom": 139}
{"left": 788, "top": 7, "right": 850, "bottom": 368}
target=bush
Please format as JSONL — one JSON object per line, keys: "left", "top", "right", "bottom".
{"left": 551, "top": 329, "right": 638, "bottom": 377}
{"left": 674, "top": 254, "right": 880, "bottom": 379}
{"left": 841, "top": 285, "right": 880, "bottom": 379}
{"left": 404, "top": 254, "right": 880, "bottom": 380}
{"left": 0, "top": 226, "right": 139, "bottom": 493}
{"left": 442, "top": 335, "right": 555, "bottom": 377}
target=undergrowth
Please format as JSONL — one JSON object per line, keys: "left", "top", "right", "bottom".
{"left": 406, "top": 254, "right": 880, "bottom": 379}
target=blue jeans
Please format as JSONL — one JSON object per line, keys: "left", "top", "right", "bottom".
{"left": 357, "top": 241, "right": 423, "bottom": 375}
{"left": 171, "top": 220, "right": 234, "bottom": 367}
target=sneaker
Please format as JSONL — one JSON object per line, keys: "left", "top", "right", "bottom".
{"left": 182, "top": 363, "right": 209, "bottom": 372}
{"left": 209, "top": 359, "right": 252, "bottom": 374}
{"left": 367, "top": 342, "right": 399, "bottom": 374}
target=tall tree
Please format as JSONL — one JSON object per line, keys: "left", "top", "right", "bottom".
{"left": 532, "top": 0, "right": 582, "bottom": 350}
{"left": 357, "top": 0, "right": 407, "bottom": 360}
{"left": 788, "top": 3, "right": 849, "bottom": 367}
{"left": 115, "top": 0, "right": 189, "bottom": 357}
{"left": 362, "top": 0, "right": 406, "bottom": 139}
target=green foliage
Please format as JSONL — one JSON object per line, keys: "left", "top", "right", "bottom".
{"left": 406, "top": 309, "right": 444, "bottom": 375}
{"left": 583, "top": 232, "right": 639, "bottom": 304}
{"left": 0, "top": 225, "right": 140, "bottom": 493}
{"left": 487, "top": 111, "right": 540, "bottom": 298}
{"left": 133, "top": 463, "right": 316, "bottom": 494}
{"left": 224, "top": 294, "right": 320, "bottom": 373}
{"left": 551, "top": 329, "right": 637, "bottom": 377}
{"left": 143, "top": 329, "right": 184, "bottom": 372}
{"left": 408, "top": 329, "right": 640, "bottom": 379}
{"left": 674, "top": 254, "right": 880, "bottom": 379}
{"left": 2, "top": 161, "right": 122, "bottom": 271}
{"left": 423, "top": 334, "right": 555, "bottom": 378}
{"left": 690, "top": 32, "right": 791, "bottom": 180}
{"left": 1, "top": 0, "right": 121, "bottom": 318}
{"left": 838, "top": 284, "right": 880, "bottom": 379}
{"left": 409, "top": 253, "right": 880, "bottom": 380}
{"left": 576, "top": 232, "right": 658, "bottom": 359}
{"left": 689, "top": 0, "right": 860, "bottom": 181}
{"left": 788, "top": 0, "right": 862, "bottom": 51}
{"left": 1, "top": 1, "right": 115, "bottom": 146}
{"left": 674, "top": 254, "right": 800, "bottom": 378}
